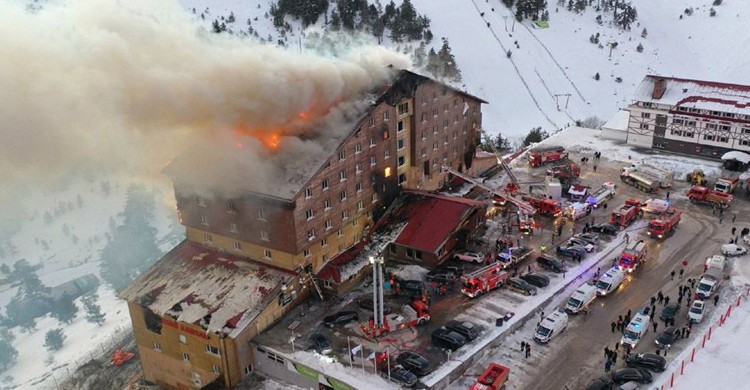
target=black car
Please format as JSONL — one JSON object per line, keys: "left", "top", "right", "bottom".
{"left": 625, "top": 353, "right": 666, "bottom": 372}
{"left": 445, "top": 320, "right": 481, "bottom": 341}
{"left": 659, "top": 303, "right": 681, "bottom": 322}
{"left": 439, "top": 263, "right": 465, "bottom": 276}
{"left": 537, "top": 255, "right": 566, "bottom": 273}
{"left": 506, "top": 277, "right": 538, "bottom": 296}
{"left": 358, "top": 299, "right": 393, "bottom": 315}
{"left": 308, "top": 333, "right": 332, "bottom": 355}
{"left": 590, "top": 223, "right": 619, "bottom": 236}
{"left": 655, "top": 326, "right": 681, "bottom": 349}
{"left": 425, "top": 270, "right": 456, "bottom": 284}
{"left": 556, "top": 245, "right": 586, "bottom": 258}
{"left": 431, "top": 327, "right": 467, "bottom": 351}
{"left": 611, "top": 367, "right": 653, "bottom": 384}
{"left": 382, "top": 365, "right": 418, "bottom": 387}
{"left": 520, "top": 272, "right": 550, "bottom": 288}
{"left": 396, "top": 351, "right": 431, "bottom": 377}
{"left": 323, "top": 311, "right": 359, "bottom": 328}
{"left": 585, "top": 376, "right": 615, "bottom": 390}
{"left": 400, "top": 280, "right": 425, "bottom": 296}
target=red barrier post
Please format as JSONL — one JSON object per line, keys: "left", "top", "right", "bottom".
{"left": 727, "top": 305, "right": 732, "bottom": 318}
{"left": 709, "top": 326, "right": 713, "bottom": 340}
{"left": 691, "top": 347, "right": 696, "bottom": 362}
{"left": 738, "top": 295, "right": 742, "bottom": 306}
{"left": 702, "top": 334, "right": 707, "bottom": 348}
{"left": 720, "top": 314, "right": 725, "bottom": 326}
{"left": 681, "top": 360, "right": 685, "bottom": 375}
{"left": 671, "top": 372, "right": 675, "bottom": 387}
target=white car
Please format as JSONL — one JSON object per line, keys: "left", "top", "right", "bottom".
{"left": 455, "top": 251, "right": 484, "bottom": 263}
{"left": 744, "top": 235, "right": 750, "bottom": 245}
{"left": 688, "top": 300, "right": 706, "bottom": 324}
{"left": 721, "top": 244, "right": 748, "bottom": 257}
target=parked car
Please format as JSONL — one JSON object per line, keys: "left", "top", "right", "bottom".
{"left": 358, "top": 299, "right": 393, "bottom": 315}
{"left": 721, "top": 244, "right": 747, "bottom": 257}
{"left": 324, "top": 311, "right": 359, "bottom": 328}
{"left": 520, "top": 272, "right": 550, "bottom": 288}
{"left": 439, "top": 262, "right": 465, "bottom": 276}
{"left": 396, "top": 351, "right": 431, "bottom": 377}
{"left": 455, "top": 251, "right": 484, "bottom": 263}
{"left": 688, "top": 299, "right": 706, "bottom": 324}
{"left": 445, "top": 320, "right": 481, "bottom": 341}
{"left": 431, "top": 327, "right": 467, "bottom": 351}
{"left": 659, "top": 303, "right": 681, "bottom": 322}
{"left": 611, "top": 367, "right": 653, "bottom": 384}
{"left": 556, "top": 244, "right": 587, "bottom": 258}
{"left": 537, "top": 255, "right": 566, "bottom": 273}
{"left": 308, "top": 334, "right": 332, "bottom": 355}
{"left": 382, "top": 365, "right": 418, "bottom": 388}
{"left": 585, "top": 376, "right": 615, "bottom": 390}
{"left": 590, "top": 223, "right": 619, "bottom": 236}
{"left": 574, "top": 233, "right": 601, "bottom": 246}
{"left": 506, "top": 277, "right": 538, "bottom": 296}
{"left": 568, "top": 237, "right": 596, "bottom": 252}
{"left": 426, "top": 270, "right": 456, "bottom": 284}
{"left": 625, "top": 353, "right": 666, "bottom": 372}
{"left": 400, "top": 280, "right": 425, "bottom": 296}
{"left": 655, "top": 326, "right": 681, "bottom": 349}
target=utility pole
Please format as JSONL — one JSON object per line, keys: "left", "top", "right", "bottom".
{"left": 553, "top": 94, "right": 572, "bottom": 111}
{"left": 503, "top": 16, "right": 508, "bottom": 32}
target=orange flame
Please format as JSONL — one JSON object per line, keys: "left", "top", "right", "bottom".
{"left": 234, "top": 124, "right": 283, "bottom": 151}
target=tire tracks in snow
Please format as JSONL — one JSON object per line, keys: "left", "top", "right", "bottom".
{"left": 467, "top": 0, "right": 559, "bottom": 129}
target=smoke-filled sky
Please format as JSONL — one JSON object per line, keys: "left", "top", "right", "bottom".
{"left": 0, "top": 0, "right": 410, "bottom": 209}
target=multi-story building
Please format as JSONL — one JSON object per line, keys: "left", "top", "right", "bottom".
{"left": 120, "top": 69, "right": 486, "bottom": 389}
{"left": 626, "top": 75, "right": 750, "bottom": 159}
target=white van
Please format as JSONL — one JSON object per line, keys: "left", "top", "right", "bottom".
{"left": 595, "top": 268, "right": 626, "bottom": 296}
{"left": 565, "top": 283, "right": 597, "bottom": 314}
{"left": 533, "top": 310, "right": 569, "bottom": 344}
{"left": 620, "top": 312, "right": 650, "bottom": 348}
{"left": 705, "top": 255, "right": 726, "bottom": 272}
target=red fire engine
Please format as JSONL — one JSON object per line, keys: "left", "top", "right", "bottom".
{"left": 469, "top": 363, "right": 511, "bottom": 390}
{"left": 618, "top": 240, "right": 647, "bottom": 272}
{"left": 361, "top": 300, "right": 430, "bottom": 338}
{"left": 528, "top": 146, "right": 568, "bottom": 167}
{"left": 521, "top": 195, "right": 562, "bottom": 217}
{"left": 610, "top": 199, "right": 643, "bottom": 227}
{"left": 647, "top": 207, "right": 682, "bottom": 239}
{"left": 460, "top": 262, "right": 510, "bottom": 298}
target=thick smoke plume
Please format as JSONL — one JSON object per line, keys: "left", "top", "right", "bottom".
{"left": 0, "top": 0, "right": 411, "bottom": 209}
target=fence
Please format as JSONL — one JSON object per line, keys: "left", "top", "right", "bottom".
{"left": 657, "top": 285, "right": 750, "bottom": 389}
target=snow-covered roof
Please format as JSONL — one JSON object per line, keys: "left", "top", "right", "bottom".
{"left": 602, "top": 110, "right": 630, "bottom": 131}
{"left": 632, "top": 75, "right": 750, "bottom": 116}
{"left": 119, "top": 240, "right": 292, "bottom": 337}
{"left": 721, "top": 151, "right": 750, "bottom": 164}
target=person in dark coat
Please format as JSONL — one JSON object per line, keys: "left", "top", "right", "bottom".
{"left": 521, "top": 340, "right": 526, "bottom": 352}
{"left": 525, "top": 343, "right": 531, "bottom": 358}
{"left": 658, "top": 290, "right": 664, "bottom": 304}
{"left": 611, "top": 321, "right": 617, "bottom": 333}
{"left": 653, "top": 321, "right": 658, "bottom": 332}
{"left": 605, "top": 359, "right": 612, "bottom": 372}
{"left": 664, "top": 296, "right": 671, "bottom": 306}
{"left": 714, "top": 295, "right": 720, "bottom": 305}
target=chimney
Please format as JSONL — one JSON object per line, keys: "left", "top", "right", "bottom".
{"left": 652, "top": 78, "right": 666, "bottom": 99}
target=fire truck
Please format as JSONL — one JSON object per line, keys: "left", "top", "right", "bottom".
{"left": 361, "top": 300, "right": 430, "bottom": 338}
{"left": 496, "top": 246, "right": 533, "bottom": 269}
{"left": 618, "top": 240, "right": 647, "bottom": 272}
{"left": 521, "top": 195, "right": 562, "bottom": 217}
{"left": 714, "top": 177, "right": 740, "bottom": 194}
{"left": 546, "top": 160, "right": 580, "bottom": 178}
{"left": 460, "top": 262, "right": 510, "bottom": 298}
{"left": 469, "top": 363, "right": 511, "bottom": 390}
{"left": 620, "top": 170, "right": 659, "bottom": 193}
{"left": 585, "top": 181, "right": 617, "bottom": 208}
{"left": 610, "top": 199, "right": 643, "bottom": 227}
{"left": 528, "top": 146, "right": 568, "bottom": 167}
{"left": 687, "top": 186, "right": 733, "bottom": 209}
{"left": 647, "top": 207, "right": 682, "bottom": 239}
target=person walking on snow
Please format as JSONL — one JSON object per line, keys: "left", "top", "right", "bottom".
{"left": 521, "top": 340, "right": 526, "bottom": 352}
{"left": 664, "top": 296, "right": 671, "bottom": 306}
{"left": 624, "top": 233, "right": 630, "bottom": 244}
{"left": 605, "top": 359, "right": 612, "bottom": 372}
{"left": 525, "top": 343, "right": 531, "bottom": 358}
{"left": 666, "top": 191, "right": 670, "bottom": 200}
{"left": 714, "top": 295, "right": 720, "bottom": 305}
{"left": 611, "top": 321, "right": 617, "bottom": 333}
{"left": 732, "top": 227, "right": 737, "bottom": 236}
{"left": 670, "top": 270, "right": 676, "bottom": 280}
{"left": 732, "top": 214, "right": 736, "bottom": 223}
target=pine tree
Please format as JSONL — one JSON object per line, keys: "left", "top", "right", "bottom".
{"left": 636, "top": 43, "right": 644, "bottom": 53}
{"left": 523, "top": 127, "right": 549, "bottom": 146}
{"left": 594, "top": 72, "right": 600, "bottom": 80}
{"left": 709, "top": 7, "right": 716, "bottom": 17}
{"left": 83, "top": 294, "right": 106, "bottom": 326}
{"left": 0, "top": 329, "right": 17, "bottom": 372}
{"left": 212, "top": 20, "right": 221, "bottom": 33}
{"left": 641, "top": 28, "right": 648, "bottom": 38}
{"left": 437, "top": 38, "right": 462, "bottom": 82}
{"left": 50, "top": 293, "right": 78, "bottom": 325}
{"left": 44, "top": 329, "right": 66, "bottom": 351}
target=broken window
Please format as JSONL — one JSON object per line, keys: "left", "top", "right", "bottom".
{"left": 144, "top": 308, "right": 162, "bottom": 335}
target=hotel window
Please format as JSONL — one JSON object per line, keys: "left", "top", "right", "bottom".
{"left": 372, "top": 193, "right": 379, "bottom": 203}
{"left": 307, "top": 229, "right": 316, "bottom": 241}
{"left": 212, "top": 365, "right": 221, "bottom": 374}
{"left": 226, "top": 201, "right": 236, "bottom": 213}
{"left": 182, "top": 353, "right": 190, "bottom": 362}
{"left": 384, "top": 149, "right": 391, "bottom": 158}
{"left": 322, "top": 179, "right": 329, "bottom": 190}
{"left": 383, "top": 111, "right": 390, "bottom": 121}
{"left": 179, "top": 335, "right": 187, "bottom": 344}
{"left": 719, "top": 125, "right": 731, "bottom": 132}
{"left": 264, "top": 249, "right": 272, "bottom": 259}
{"left": 421, "top": 113, "right": 427, "bottom": 122}
{"left": 422, "top": 131, "right": 427, "bottom": 139}
{"left": 339, "top": 170, "right": 347, "bottom": 181}
{"left": 397, "top": 120, "right": 405, "bottom": 132}
{"left": 325, "top": 219, "right": 333, "bottom": 230}
{"left": 640, "top": 124, "right": 650, "bottom": 130}
{"left": 260, "top": 230, "right": 269, "bottom": 241}
{"left": 368, "top": 117, "right": 374, "bottom": 127}
{"left": 421, "top": 148, "right": 427, "bottom": 156}
{"left": 356, "top": 182, "right": 363, "bottom": 192}
{"left": 724, "top": 112, "right": 735, "bottom": 118}
{"left": 304, "top": 248, "right": 311, "bottom": 257}
{"left": 432, "top": 125, "right": 438, "bottom": 134}
{"left": 740, "top": 140, "right": 750, "bottom": 146}
{"left": 443, "top": 119, "right": 449, "bottom": 128}
{"left": 197, "top": 196, "right": 206, "bottom": 207}
{"left": 338, "top": 150, "right": 346, "bottom": 161}
{"left": 200, "top": 215, "right": 208, "bottom": 226}
{"left": 340, "top": 190, "right": 348, "bottom": 201}
{"left": 719, "top": 136, "right": 728, "bottom": 143}
{"left": 352, "top": 219, "right": 359, "bottom": 227}
{"left": 337, "top": 229, "right": 344, "bottom": 237}
{"left": 245, "top": 366, "right": 253, "bottom": 375}
{"left": 711, "top": 110, "right": 721, "bottom": 116}
{"left": 684, "top": 132, "right": 694, "bottom": 137}
{"left": 432, "top": 108, "right": 438, "bottom": 117}
{"left": 304, "top": 188, "right": 313, "bottom": 198}
{"left": 153, "top": 342, "right": 161, "bottom": 351}
{"left": 342, "top": 210, "right": 349, "bottom": 220}
{"left": 257, "top": 210, "right": 266, "bottom": 221}
{"left": 229, "top": 222, "right": 238, "bottom": 233}
{"left": 398, "top": 102, "right": 409, "bottom": 115}
{"left": 355, "top": 143, "right": 362, "bottom": 153}
{"left": 306, "top": 209, "right": 314, "bottom": 220}
{"left": 383, "top": 129, "right": 390, "bottom": 140}
{"left": 398, "top": 156, "right": 405, "bottom": 167}
{"left": 321, "top": 238, "right": 328, "bottom": 247}
{"left": 641, "top": 112, "right": 651, "bottom": 118}
{"left": 204, "top": 233, "right": 213, "bottom": 243}
{"left": 357, "top": 201, "right": 364, "bottom": 211}
{"left": 324, "top": 199, "right": 331, "bottom": 210}
{"left": 673, "top": 118, "right": 684, "bottom": 125}
{"left": 355, "top": 164, "right": 363, "bottom": 174}
{"left": 742, "top": 128, "right": 750, "bottom": 134}
{"left": 234, "top": 241, "right": 242, "bottom": 250}
{"left": 370, "top": 137, "right": 376, "bottom": 147}
{"left": 705, "top": 123, "right": 717, "bottom": 130}
{"left": 686, "top": 120, "right": 696, "bottom": 126}
{"left": 370, "top": 156, "right": 377, "bottom": 166}
{"left": 703, "top": 134, "right": 715, "bottom": 141}
{"left": 398, "top": 138, "right": 405, "bottom": 150}
{"left": 206, "top": 345, "right": 221, "bottom": 356}
{"left": 398, "top": 173, "right": 407, "bottom": 185}
{"left": 433, "top": 141, "right": 438, "bottom": 150}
